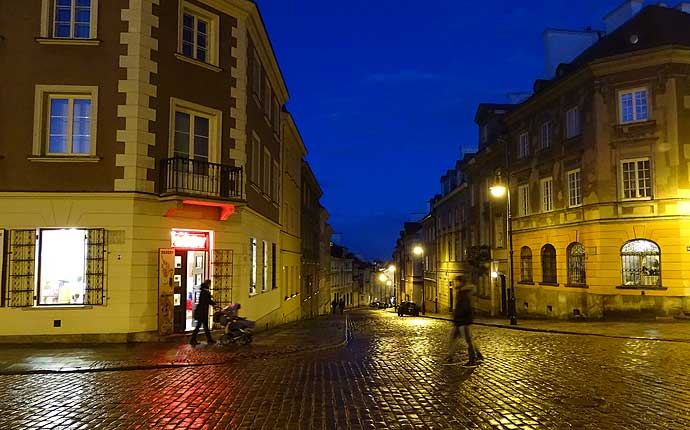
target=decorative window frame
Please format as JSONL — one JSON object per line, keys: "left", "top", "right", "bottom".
{"left": 518, "top": 184, "right": 529, "bottom": 217}
{"left": 177, "top": 1, "right": 220, "bottom": 67}
{"left": 541, "top": 177, "right": 554, "bottom": 213}
{"left": 31, "top": 85, "right": 99, "bottom": 161}
{"left": 618, "top": 87, "right": 649, "bottom": 124}
{"left": 168, "top": 98, "right": 222, "bottom": 164}
{"left": 619, "top": 239, "right": 662, "bottom": 288}
{"left": 39, "top": 0, "right": 100, "bottom": 43}
{"left": 620, "top": 157, "right": 653, "bottom": 201}
{"left": 518, "top": 132, "right": 529, "bottom": 159}
{"left": 567, "top": 168, "right": 582, "bottom": 208}
{"left": 540, "top": 121, "right": 551, "bottom": 149}
{"left": 519, "top": 246, "right": 533, "bottom": 283}
{"left": 566, "top": 242, "right": 586, "bottom": 286}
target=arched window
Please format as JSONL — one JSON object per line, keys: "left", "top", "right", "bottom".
{"left": 621, "top": 239, "right": 660, "bottom": 287}
{"left": 541, "top": 244, "right": 557, "bottom": 284}
{"left": 520, "top": 246, "right": 533, "bottom": 282}
{"left": 567, "top": 242, "right": 586, "bottom": 285}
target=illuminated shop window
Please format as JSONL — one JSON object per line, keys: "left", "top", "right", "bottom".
{"left": 621, "top": 239, "right": 660, "bottom": 287}
{"left": 249, "top": 237, "right": 257, "bottom": 295}
{"left": 38, "top": 229, "right": 87, "bottom": 305}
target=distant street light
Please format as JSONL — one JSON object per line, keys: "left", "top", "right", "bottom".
{"left": 412, "top": 245, "right": 425, "bottom": 314}
{"left": 490, "top": 170, "right": 517, "bottom": 326}
{"left": 413, "top": 245, "right": 424, "bottom": 256}
{"left": 379, "top": 273, "right": 388, "bottom": 282}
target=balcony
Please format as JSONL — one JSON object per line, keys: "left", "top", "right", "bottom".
{"left": 159, "top": 157, "right": 243, "bottom": 200}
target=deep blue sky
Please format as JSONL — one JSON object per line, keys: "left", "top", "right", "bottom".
{"left": 258, "top": 0, "right": 630, "bottom": 261}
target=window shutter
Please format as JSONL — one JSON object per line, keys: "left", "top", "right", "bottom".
{"left": 84, "top": 229, "right": 106, "bottom": 305}
{"left": 6, "top": 230, "right": 36, "bottom": 307}
{"left": 212, "top": 249, "right": 233, "bottom": 307}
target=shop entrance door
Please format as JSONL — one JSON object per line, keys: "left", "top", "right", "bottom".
{"left": 173, "top": 250, "right": 209, "bottom": 333}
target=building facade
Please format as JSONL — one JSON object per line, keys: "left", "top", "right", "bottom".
{"left": 0, "top": 0, "right": 322, "bottom": 340}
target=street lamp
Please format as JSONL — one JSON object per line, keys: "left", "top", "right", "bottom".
{"left": 412, "top": 245, "right": 425, "bottom": 314}
{"left": 490, "top": 171, "right": 517, "bottom": 325}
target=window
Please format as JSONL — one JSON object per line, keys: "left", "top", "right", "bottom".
{"left": 33, "top": 85, "right": 99, "bottom": 158}
{"left": 621, "top": 239, "right": 660, "bottom": 287}
{"left": 272, "top": 98, "right": 281, "bottom": 131}
{"left": 566, "top": 106, "right": 580, "bottom": 138}
{"left": 541, "top": 244, "right": 557, "bottom": 284}
{"left": 621, "top": 159, "right": 652, "bottom": 199}
{"left": 262, "top": 149, "right": 271, "bottom": 192}
{"left": 272, "top": 161, "right": 280, "bottom": 202}
{"left": 567, "top": 169, "right": 582, "bottom": 207}
{"left": 619, "top": 89, "right": 648, "bottom": 123}
{"left": 567, "top": 242, "right": 586, "bottom": 285}
{"left": 518, "top": 184, "right": 529, "bottom": 217}
{"left": 264, "top": 80, "right": 272, "bottom": 119}
{"left": 173, "top": 112, "right": 209, "bottom": 163}
{"left": 541, "top": 177, "right": 553, "bottom": 212}
{"left": 271, "top": 243, "right": 277, "bottom": 289}
{"left": 518, "top": 132, "right": 529, "bottom": 158}
{"left": 520, "top": 246, "right": 533, "bottom": 282}
{"left": 252, "top": 49, "right": 262, "bottom": 99}
{"left": 48, "top": 96, "right": 92, "bottom": 155}
{"left": 540, "top": 121, "right": 551, "bottom": 149}
{"left": 251, "top": 134, "right": 260, "bottom": 184}
{"left": 38, "top": 229, "right": 87, "bottom": 305}
{"left": 249, "top": 237, "right": 257, "bottom": 295}
{"left": 178, "top": 2, "right": 219, "bottom": 66}
{"left": 262, "top": 240, "right": 268, "bottom": 291}
{"left": 51, "top": 0, "right": 95, "bottom": 39}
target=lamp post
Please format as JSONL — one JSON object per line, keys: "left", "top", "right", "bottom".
{"left": 490, "top": 173, "right": 517, "bottom": 326}
{"left": 412, "top": 245, "right": 425, "bottom": 314}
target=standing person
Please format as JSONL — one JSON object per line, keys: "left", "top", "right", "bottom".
{"left": 338, "top": 298, "right": 345, "bottom": 314}
{"left": 190, "top": 279, "right": 216, "bottom": 346}
{"left": 446, "top": 274, "right": 484, "bottom": 367}
{"left": 331, "top": 298, "right": 338, "bottom": 314}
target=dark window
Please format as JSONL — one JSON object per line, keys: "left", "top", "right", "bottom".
{"left": 567, "top": 242, "right": 586, "bottom": 285}
{"left": 520, "top": 246, "right": 532, "bottom": 282}
{"left": 541, "top": 244, "right": 557, "bottom": 284}
{"left": 271, "top": 243, "right": 277, "bottom": 289}
{"left": 621, "top": 239, "right": 660, "bottom": 287}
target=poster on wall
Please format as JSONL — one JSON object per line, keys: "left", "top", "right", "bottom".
{"left": 158, "top": 248, "right": 175, "bottom": 336}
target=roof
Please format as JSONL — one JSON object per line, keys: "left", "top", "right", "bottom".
{"left": 474, "top": 103, "right": 516, "bottom": 124}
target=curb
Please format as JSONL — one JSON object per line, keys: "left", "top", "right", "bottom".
{"left": 0, "top": 315, "right": 350, "bottom": 376}
{"left": 420, "top": 314, "right": 690, "bottom": 344}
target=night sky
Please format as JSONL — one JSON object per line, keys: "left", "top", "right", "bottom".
{"left": 259, "top": 0, "right": 631, "bottom": 261}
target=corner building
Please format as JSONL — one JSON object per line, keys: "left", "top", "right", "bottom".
{"left": 506, "top": 5, "right": 690, "bottom": 319}
{"left": 0, "top": 0, "right": 302, "bottom": 340}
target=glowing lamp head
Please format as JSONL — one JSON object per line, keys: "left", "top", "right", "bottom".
{"left": 413, "top": 245, "right": 424, "bottom": 256}
{"left": 490, "top": 185, "right": 507, "bottom": 198}
{"left": 379, "top": 274, "right": 388, "bottom": 282}
{"left": 491, "top": 271, "right": 499, "bottom": 279}
{"left": 388, "top": 265, "right": 396, "bottom": 272}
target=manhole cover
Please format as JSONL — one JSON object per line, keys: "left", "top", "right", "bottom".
{"left": 557, "top": 396, "right": 606, "bottom": 408}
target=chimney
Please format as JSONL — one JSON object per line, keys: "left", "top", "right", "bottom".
{"left": 676, "top": 2, "right": 690, "bottom": 13}
{"left": 542, "top": 29, "right": 601, "bottom": 78}
{"left": 604, "top": 0, "right": 644, "bottom": 33}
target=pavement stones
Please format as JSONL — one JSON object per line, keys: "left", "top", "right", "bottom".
{"left": 1, "top": 310, "right": 690, "bottom": 429}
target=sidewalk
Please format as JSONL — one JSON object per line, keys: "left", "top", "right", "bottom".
{"left": 0, "top": 314, "right": 348, "bottom": 375}
{"left": 412, "top": 310, "right": 690, "bottom": 342}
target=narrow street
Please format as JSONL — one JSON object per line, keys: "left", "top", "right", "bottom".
{"left": 2, "top": 310, "right": 689, "bottom": 429}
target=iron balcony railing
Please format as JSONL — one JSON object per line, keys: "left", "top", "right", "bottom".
{"left": 160, "top": 157, "right": 243, "bottom": 200}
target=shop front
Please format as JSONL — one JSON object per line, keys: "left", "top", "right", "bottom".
{"left": 170, "top": 229, "right": 212, "bottom": 333}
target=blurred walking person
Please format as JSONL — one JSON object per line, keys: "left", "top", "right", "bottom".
{"left": 446, "top": 274, "right": 483, "bottom": 367}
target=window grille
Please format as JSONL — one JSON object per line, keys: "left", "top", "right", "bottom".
{"left": 520, "top": 246, "right": 533, "bottom": 282}
{"left": 84, "top": 228, "right": 106, "bottom": 305}
{"left": 541, "top": 244, "right": 557, "bottom": 283}
{"left": 213, "top": 249, "right": 234, "bottom": 306}
{"left": 567, "top": 242, "right": 586, "bottom": 285}
{"left": 621, "top": 240, "right": 660, "bottom": 287}
{"left": 6, "top": 230, "right": 36, "bottom": 307}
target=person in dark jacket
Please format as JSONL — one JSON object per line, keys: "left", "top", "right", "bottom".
{"left": 190, "top": 279, "right": 216, "bottom": 346}
{"left": 446, "top": 274, "right": 483, "bottom": 366}
{"left": 332, "top": 298, "right": 338, "bottom": 314}
{"left": 338, "top": 298, "right": 345, "bottom": 314}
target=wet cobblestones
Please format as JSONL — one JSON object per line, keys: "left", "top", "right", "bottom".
{"left": 1, "top": 310, "right": 690, "bottom": 429}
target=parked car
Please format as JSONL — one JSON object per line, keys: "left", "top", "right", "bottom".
{"left": 397, "top": 301, "right": 420, "bottom": 317}
{"left": 369, "top": 301, "right": 382, "bottom": 308}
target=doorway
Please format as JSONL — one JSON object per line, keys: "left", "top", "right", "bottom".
{"left": 173, "top": 249, "right": 209, "bottom": 333}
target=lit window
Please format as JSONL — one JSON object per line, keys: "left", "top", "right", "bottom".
{"left": 567, "top": 169, "right": 582, "bottom": 207}
{"left": 518, "top": 132, "right": 529, "bottom": 158}
{"left": 38, "top": 229, "right": 87, "bottom": 305}
{"left": 48, "top": 96, "right": 92, "bottom": 155}
{"left": 249, "top": 237, "right": 257, "bottom": 295}
{"left": 178, "top": 2, "right": 219, "bottom": 66}
{"left": 262, "top": 241, "right": 268, "bottom": 291}
{"left": 567, "top": 242, "right": 586, "bottom": 285}
{"left": 619, "top": 89, "right": 648, "bottom": 123}
{"left": 520, "top": 246, "right": 533, "bottom": 282}
{"left": 540, "top": 121, "right": 551, "bottom": 149}
{"left": 621, "top": 158, "right": 652, "bottom": 199}
{"left": 566, "top": 106, "right": 580, "bottom": 139}
{"left": 541, "top": 177, "right": 553, "bottom": 212}
{"left": 53, "top": 0, "right": 92, "bottom": 39}
{"left": 621, "top": 239, "right": 660, "bottom": 287}
{"left": 518, "top": 184, "right": 529, "bottom": 217}
{"left": 541, "top": 244, "right": 557, "bottom": 284}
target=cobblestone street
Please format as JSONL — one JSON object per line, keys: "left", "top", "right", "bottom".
{"left": 2, "top": 310, "right": 690, "bottom": 429}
